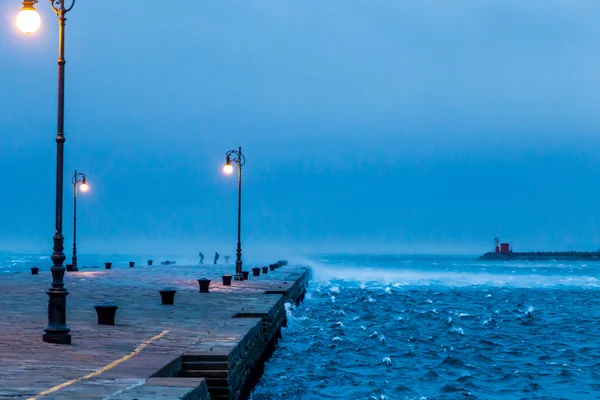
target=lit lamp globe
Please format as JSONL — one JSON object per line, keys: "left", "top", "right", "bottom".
{"left": 80, "top": 183, "right": 89, "bottom": 192}
{"left": 16, "top": 7, "right": 41, "bottom": 34}
{"left": 223, "top": 163, "right": 234, "bottom": 174}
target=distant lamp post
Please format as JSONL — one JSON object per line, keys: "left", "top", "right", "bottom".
{"left": 17, "top": 0, "right": 78, "bottom": 345}
{"left": 71, "top": 170, "right": 88, "bottom": 270}
{"left": 223, "top": 147, "right": 246, "bottom": 281}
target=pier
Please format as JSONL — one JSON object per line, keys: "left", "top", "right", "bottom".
{"left": 0, "top": 261, "right": 309, "bottom": 400}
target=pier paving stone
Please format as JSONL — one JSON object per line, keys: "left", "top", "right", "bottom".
{"left": 0, "top": 263, "right": 307, "bottom": 399}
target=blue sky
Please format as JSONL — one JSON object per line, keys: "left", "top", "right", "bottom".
{"left": 1, "top": 1, "right": 600, "bottom": 257}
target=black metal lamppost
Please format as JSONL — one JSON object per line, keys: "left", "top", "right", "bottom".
{"left": 17, "top": 0, "right": 77, "bottom": 344}
{"left": 71, "top": 170, "right": 88, "bottom": 270}
{"left": 223, "top": 147, "right": 246, "bottom": 281}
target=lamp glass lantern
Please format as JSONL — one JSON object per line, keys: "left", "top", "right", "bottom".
{"left": 16, "top": 1, "right": 41, "bottom": 34}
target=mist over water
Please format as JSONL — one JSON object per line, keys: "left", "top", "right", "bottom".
{"left": 252, "top": 254, "right": 600, "bottom": 400}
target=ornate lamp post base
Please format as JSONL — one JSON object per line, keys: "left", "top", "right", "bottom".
{"left": 43, "top": 287, "right": 71, "bottom": 344}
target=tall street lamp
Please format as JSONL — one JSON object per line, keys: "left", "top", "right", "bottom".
{"left": 71, "top": 170, "right": 88, "bottom": 270}
{"left": 17, "top": 0, "right": 77, "bottom": 344}
{"left": 223, "top": 147, "right": 246, "bottom": 281}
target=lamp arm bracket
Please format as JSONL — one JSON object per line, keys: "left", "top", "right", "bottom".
{"left": 71, "top": 172, "right": 86, "bottom": 185}
{"left": 225, "top": 149, "right": 246, "bottom": 167}
{"left": 49, "top": 0, "right": 76, "bottom": 15}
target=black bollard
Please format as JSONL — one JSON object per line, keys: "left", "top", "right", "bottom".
{"left": 94, "top": 303, "right": 118, "bottom": 325}
{"left": 66, "top": 264, "right": 74, "bottom": 272}
{"left": 129, "top": 261, "right": 135, "bottom": 268}
{"left": 262, "top": 266, "right": 268, "bottom": 274}
{"left": 159, "top": 289, "right": 177, "bottom": 305}
{"left": 252, "top": 267, "right": 261, "bottom": 276}
{"left": 269, "top": 264, "right": 276, "bottom": 271}
{"left": 105, "top": 262, "right": 112, "bottom": 270}
{"left": 148, "top": 260, "right": 153, "bottom": 266}
{"left": 31, "top": 267, "right": 39, "bottom": 275}
{"left": 222, "top": 275, "right": 233, "bottom": 286}
{"left": 277, "top": 260, "right": 288, "bottom": 266}
{"left": 197, "top": 278, "right": 211, "bottom": 293}
{"left": 242, "top": 271, "right": 249, "bottom": 280}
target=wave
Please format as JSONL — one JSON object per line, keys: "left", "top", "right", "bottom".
{"left": 302, "top": 258, "right": 600, "bottom": 288}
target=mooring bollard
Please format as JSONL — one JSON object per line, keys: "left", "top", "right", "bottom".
{"left": 222, "top": 274, "right": 233, "bottom": 286}
{"left": 242, "top": 271, "right": 249, "bottom": 280}
{"left": 269, "top": 264, "right": 276, "bottom": 271}
{"left": 94, "top": 303, "right": 118, "bottom": 325}
{"left": 105, "top": 262, "right": 112, "bottom": 270}
{"left": 277, "top": 260, "right": 288, "bottom": 266}
{"left": 252, "top": 267, "right": 261, "bottom": 276}
{"left": 197, "top": 278, "right": 211, "bottom": 293}
{"left": 31, "top": 267, "right": 39, "bottom": 275}
{"left": 262, "top": 266, "right": 268, "bottom": 274}
{"left": 129, "top": 261, "right": 135, "bottom": 268}
{"left": 66, "top": 264, "right": 74, "bottom": 272}
{"left": 159, "top": 289, "right": 177, "bottom": 305}
{"left": 148, "top": 260, "right": 153, "bottom": 266}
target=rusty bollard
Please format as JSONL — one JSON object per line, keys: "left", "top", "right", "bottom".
{"left": 159, "top": 289, "right": 177, "bottom": 305}
{"left": 252, "top": 267, "right": 261, "bottom": 276}
{"left": 95, "top": 303, "right": 118, "bottom": 325}
{"left": 222, "top": 274, "right": 233, "bottom": 286}
{"left": 198, "top": 278, "right": 211, "bottom": 293}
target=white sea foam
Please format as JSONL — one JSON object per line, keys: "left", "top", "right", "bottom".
{"left": 451, "top": 326, "right": 465, "bottom": 335}
{"left": 305, "top": 259, "right": 600, "bottom": 288}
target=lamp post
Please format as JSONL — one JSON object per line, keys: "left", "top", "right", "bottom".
{"left": 71, "top": 170, "right": 88, "bottom": 270}
{"left": 223, "top": 147, "right": 246, "bottom": 281}
{"left": 16, "top": 0, "right": 77, "bottom": 344}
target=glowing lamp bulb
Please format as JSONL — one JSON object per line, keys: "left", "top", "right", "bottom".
{"left": 16, "top": 8, "right": 41, "bottom": 34}
{"left": 223, "top": 163, "right": 234, "bottom": 174}
{"left": 80, "top": 183, "right": 89, "bottom": 192}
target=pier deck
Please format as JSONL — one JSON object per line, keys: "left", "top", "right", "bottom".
{"left": 0, "top": 262, "right": 309, "bottom": 400}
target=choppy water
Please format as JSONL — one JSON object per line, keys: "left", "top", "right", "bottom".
{"left": 252, "top": 255, "right": 600, "bottom": 400}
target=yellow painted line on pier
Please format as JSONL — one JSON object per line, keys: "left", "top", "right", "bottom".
{"left": 27, "top": 329, "right": 170, "bottom": 400}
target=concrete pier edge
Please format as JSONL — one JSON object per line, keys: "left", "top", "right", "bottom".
{"left": 100, "top": 265, "right": 310, "bottom": 400}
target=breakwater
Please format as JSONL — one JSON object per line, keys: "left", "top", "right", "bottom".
{"left": 479, "top": 251, "right": 600, "bottom": 261}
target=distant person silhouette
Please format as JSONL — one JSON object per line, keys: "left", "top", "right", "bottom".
{"left": 214, "top": 252, "right": 220, "bottom": 265}
{"left": 199, "top": 252, "right": 204, "bottom": 265}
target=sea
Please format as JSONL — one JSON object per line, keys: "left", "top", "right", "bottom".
{"left": 2, "top": 252, "right": 599, "bottom": 399}
{"left": 252, "top": 254, "right": 600, "bottom": 400}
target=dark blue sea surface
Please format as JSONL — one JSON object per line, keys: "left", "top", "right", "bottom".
{"left": 252, "top": 255, "right": 600, "bottom": 400}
